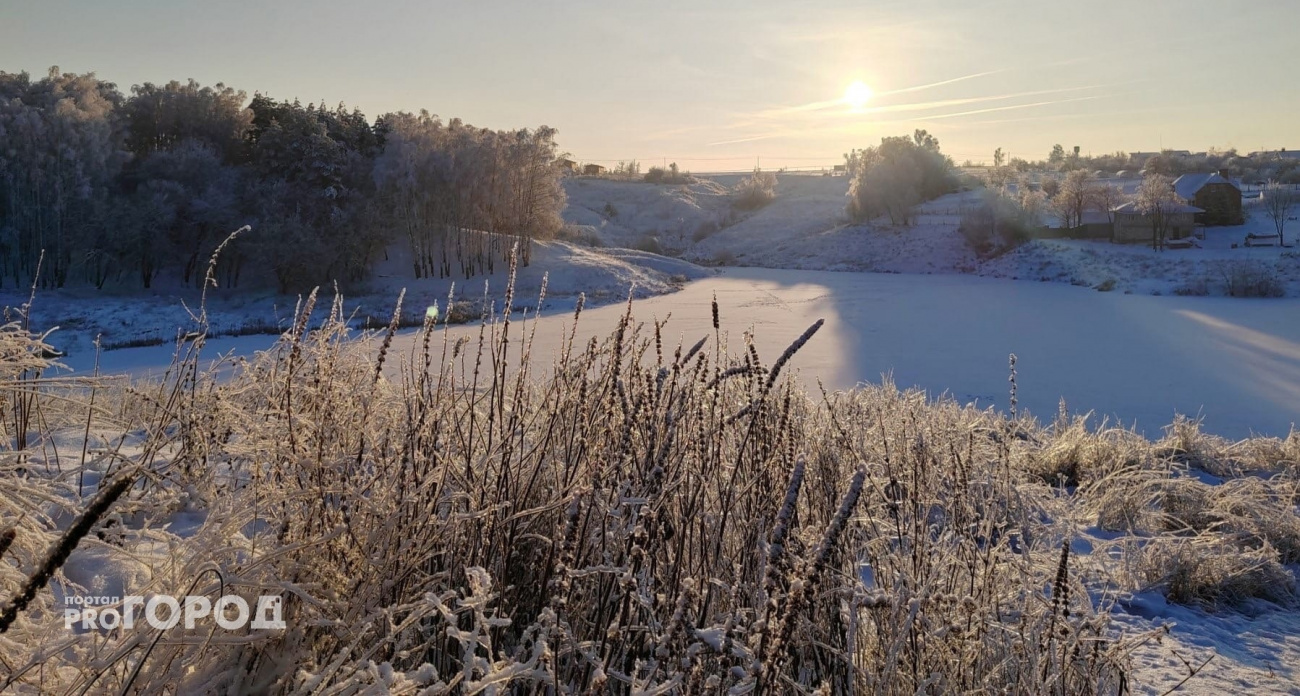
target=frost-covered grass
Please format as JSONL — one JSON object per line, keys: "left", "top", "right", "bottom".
{"left": 0, "top": 261, "right": 1298, "bottom": 693}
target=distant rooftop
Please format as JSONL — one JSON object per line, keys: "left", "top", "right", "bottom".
{"left": 1172, "top": 172, "right": 1234, "bottom": 199}
{"left": 1112, "top": 201, "right": 1204, "bottom": 215}
{"left": 1249, "top": 150, "right": 1300, "bottom": 160}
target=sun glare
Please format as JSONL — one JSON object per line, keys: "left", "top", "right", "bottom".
{"left": 843, "top": 81, "right": 873, "bottom": 110}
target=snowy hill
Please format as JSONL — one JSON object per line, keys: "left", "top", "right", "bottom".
{"left": 561, "top": 176, "right": 735, "bottom": 252}
{"left": 563, "top": 176, "right": 1300, "bottom": 297}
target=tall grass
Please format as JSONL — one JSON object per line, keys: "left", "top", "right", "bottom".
{"left": 0, "top": 256, "right": 1296, "bottom": 693}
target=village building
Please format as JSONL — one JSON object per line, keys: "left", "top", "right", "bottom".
{"left": 1110, "top": 201, "right": 1202, "bottom": 243}
{"left": 554, "top": 158, "right": 578, "bottom": 174}
{"left": 1172, "top": 172, "right": 1242, "bottom": 225}
{"left": 582, "top": 163, "right": 607, "bottom": 176}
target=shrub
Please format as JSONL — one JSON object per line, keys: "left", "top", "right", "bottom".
{"left": 692, "top": 217, "right": 720, "bottom": 242}
{"left": 1222, "top": 262, "right": 1285, "bottom": 298}
{"left": 1128, "top": 536, "right": 1295, "bottom": 607}
{"left": 710, "top": 249, "right": 738, "bottom": 265}
{"left": 846, "top": 133, "right": 957, "bottom": 224}
{"left": 959, "top": 190, "right": 1035, "bottom": 257}
{"left": 732, "top": 167, "right": 777, "bottom": 210}
{"left": 613, "top": 159, "right": 641, "bottom": 179}
{"left": 555, "top": 225, "right": 604, "bottom": 247}
{"left": 632, "top": 233, "right": 665, "bottom": 254}
{"left": 1173, "top": 278, "right": 1211, "bottom": 296}
{"left": 644, "top": 162, "right": 693, "bottom": 185}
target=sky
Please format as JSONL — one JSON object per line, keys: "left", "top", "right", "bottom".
{"left": 2, "top": 0, "right": 1298, "bottom": 171}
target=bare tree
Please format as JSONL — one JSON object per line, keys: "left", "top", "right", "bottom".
{"left": 1052, "top": 170, "right": 1098, "bottom": 229}
{"left": 1262, "top": 180, "right": 1296, "bottom": 245}
{"left": 1094, "top": 183, "right": 1125, "bottom": 224}
{"left": 1136, "top": 173, "right": 1182, "bottom": 251}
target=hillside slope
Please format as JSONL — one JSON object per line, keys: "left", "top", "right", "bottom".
{"left": 564, "top": 176, "right": 1300, "bottom": 297}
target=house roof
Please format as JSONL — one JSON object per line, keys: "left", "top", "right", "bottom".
{"left": 1172, "top": 172, "right": 1236, "bottom": 199}
{"left": 1249, "top": 150, "right": 1300, "bottom": 160}
{"left": 1112, "top": 201, "right": 1204, "bottom": 215}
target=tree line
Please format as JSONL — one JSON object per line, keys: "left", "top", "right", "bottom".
{"left": 0, "top": 67, "right": 565, "bottom": 292}
{"left": 981, "top": 145, "right": 1300, "bottom": 184}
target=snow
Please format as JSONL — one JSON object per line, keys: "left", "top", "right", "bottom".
{"left": 410, "top": 267, "right": 1300, "bottom": 440}
{"left": 1070, "top": 520, "right": 1300, "bottom": 695}
{"left": 8, "top": 175, "right": 1299, "bottom": 691}
{"left": 6, "top": 237, "right": 712, "bottom": 366}
{"left": 981, "top": 221, "right": 1300, "bottom": 296}
{"left": 77, "top": 267, "right": 1300, "bottom": 440}
{"left": 1113, "top": 590, "right": 1300, "bottom": 694}
{"left": 563, "top": 175, "right": 1300, "bottom": 297}
{"left": 1173, "top": 172, "right": 1233, "bottom": 201}
{"left": 561, "top": 176, "right": 735, "bottom": 251}
{"left": 23, "top": 176, "right": 1295, "bottom": 369}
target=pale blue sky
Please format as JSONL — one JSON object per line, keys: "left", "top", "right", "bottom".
{"left": 2, "top": 0, "right": 1297, "bottom": 170}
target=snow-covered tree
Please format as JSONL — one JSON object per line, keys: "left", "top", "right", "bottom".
{"left": 1052, "top": 170, "right": 1099, "bottom": 229}
{"left": 0, "top": 68, "right": 126, "bottom": 288}
{"left": 372, "top": 112, "right": 565, "bottom": 279}
{"left": 1135, "top": 173, "right": 1183, "bottom": 251}
{"left": 122, "top": 79, "right": 252, "bottom": 162}
{"left": 847, "top": 135, "right": 955, "bottom": 225}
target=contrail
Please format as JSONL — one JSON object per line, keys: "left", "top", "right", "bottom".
{"left": 873, "top": 69, "right": 1005, "bottom": 97}
{"left": 920, "top": 95, "right": 1106, "bottom": 121}
{"left": 753, "top": 83, "right": 1109, "bottom": 121}
{"left": 849, "top": 85, "right": 1106, "bottom": 117}
{"left": 707, "top": 132, "right": 789, "bottom": 146}
{"left": 710, "top": 93, "right": 1116, "bottom": 144}
{"left": 758, "top": 69, "right": 1005, "bottom": 117}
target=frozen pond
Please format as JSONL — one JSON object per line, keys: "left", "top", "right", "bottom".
{"left": 77, "top": 267, "right": 1300, "bottom": 439}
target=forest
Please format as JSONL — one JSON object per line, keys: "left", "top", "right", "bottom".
{"left": 0, "top": 67, "right": 566, "bottom": 293}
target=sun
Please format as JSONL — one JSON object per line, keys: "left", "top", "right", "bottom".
{"left": 843, "top": 81, "right": 874, "bottom": 111}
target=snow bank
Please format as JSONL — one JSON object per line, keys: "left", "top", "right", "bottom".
{"left": 3, "top": 237, "right": 711, "bottom": 362}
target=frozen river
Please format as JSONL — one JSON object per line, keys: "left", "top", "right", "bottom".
{"left": 77, "top": 267, "right": 1300, "bottom": 439}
